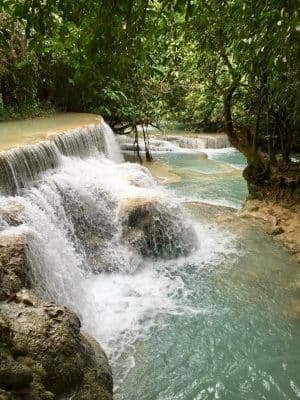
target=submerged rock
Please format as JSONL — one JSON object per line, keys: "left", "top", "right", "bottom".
{"left": 0, "top": 290, "right": 113, "bottom": 400}
{"left": 119, "top": 197, "right": 198, "bottom": 258}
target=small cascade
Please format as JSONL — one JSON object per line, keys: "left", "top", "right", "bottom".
{"left": 117, "top": 136, "right": 187, "bottom": 153}
{"left": 0, "top": 142, "right": 61, "bottom": 196}
{"left": 162, "top": 134, "right": 231, "bottom": 150}
{"left": 102, "top": 122, "right": 124, "bottom": 163}
{"left": 0, "top": 120, "right": 122, "bottom": 196}
{"left": 117, "top": 133, "right": 231, "bottom": 154}
{"left": 52, "top": 124, "right": 105, "bottom": 157}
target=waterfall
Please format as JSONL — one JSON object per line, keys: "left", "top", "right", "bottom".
{"left": 0, "top": 120, "right": 123, "bottom": 196}
{"left": 0, "top": 119, "right": 199, "bottom": 360}
{"left": 102, "top": 122, "right": 124, "bottom": 163}
{"left": 0, "top": 142, "right": 61, "bottom": 196}
{"left": 2, "top": 117, "right": 297, "bottom": 400}
{"left": 117, "top": 133, "right": 231, "bottom": 153}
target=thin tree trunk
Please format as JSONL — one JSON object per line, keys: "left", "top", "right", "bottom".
{"left": 133, "top": 127, "right": 142, "bottom": 164}
{"left": 142, "top": 124, "right": 152, "bottom": 162}
{"left": 220, "top": 51, "right": 240, "bottom": 149}
{"left": 268, "top": 126, "right": 277, "bottom": 163}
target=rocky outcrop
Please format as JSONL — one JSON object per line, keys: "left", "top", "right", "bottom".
{"left": 119, "top": 197, "right": 197, "bottom": 258}
{"left": 59, "top": 186, "right": 117, "bottom": 273}
{"left": 0, "top": 233, "right": 31, "bottom": 301}
{"left": 239, "top": 199, "right": 300, "bottom": 263}
{"left": 0, "top": 229, "right": 113, "bottom": 399}
{"left": 243, "top": 160, "right": 300, "bottom": 202}
{"left": 0, "top": 290, "right": 112, "bottom": 400}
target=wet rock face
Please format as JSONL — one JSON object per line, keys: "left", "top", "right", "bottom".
{"left": 0, "top": 201, "right": 25, "bottom": 229}
{"left": 0, "top": 234, "right": 31, "bottom": 301}
{"left": 119, "top": 197, "right": 198, "bottom": 258}
{"left": 0, "top": 290, "right": 113, "bottom": 400}
{"left": 59, "top": 186, "right": 123, "bottom": 273}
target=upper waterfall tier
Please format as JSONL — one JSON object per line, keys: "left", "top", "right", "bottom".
{"left": 0, "top": 114, "right": 122, "bottom": 195}
{"left": 0, "top": 113, "right": 102, "bottom": 151}
{"left": 117, "top": 132, "right": 231, "bottom": 153}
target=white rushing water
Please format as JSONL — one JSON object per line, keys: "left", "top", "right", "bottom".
{"left": 1, "top": 122, "right": 299, "bottom": 400}
{"left": 0, "top": 120, "right": 238, "bottom": 384}
{"left": 117, "top": 133, "right": 231, "bottom": 153}
{"left": 0, "top": 121, "right": 119, "bottom": 195}
{"left": 0, "top": 121, "right": 230, "bottom": 376}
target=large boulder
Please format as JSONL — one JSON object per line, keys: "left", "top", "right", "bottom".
{"left": 0, "top": 290, "right": 113, "bottom": 400}
{"left": 0, "top": 233, "right": 31, "bottom": 301}
{"left": 119, "top": 197, "right": 198, "bottom": 258}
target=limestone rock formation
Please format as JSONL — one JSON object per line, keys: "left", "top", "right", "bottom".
{"left": 0, "top": 290, "right": 113, "bottom": 400}
{"left": 239, "top": 199, "right": 300, "bottom": 263}
{"left": 119, "top": 196, "right": 197, "bottom": 258}
{"left": 0, "top": 226, "right": 113, "bottom": 399}
{"left": 0, "top": 233, "right": 31, "bottom": 301}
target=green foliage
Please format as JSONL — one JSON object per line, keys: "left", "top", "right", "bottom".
{"left": 0, "top": 11, "right": 39, "bottom": 105}
{"left": 0, "top": 101, "right": 56, "bottom": 121}
{"left": 0, "top": 0, "right": 299, "bottom": 163}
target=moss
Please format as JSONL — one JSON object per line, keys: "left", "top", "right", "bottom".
{"left": 0, "top": 357, "right": 33, "bottom": 389}
{"left": 247, "top": 191, "right": 262, "bottom": 200}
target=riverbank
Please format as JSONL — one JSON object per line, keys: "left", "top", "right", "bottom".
{"left": 239, "top": 199, "right": 300, "bottom": 264}
{"left": 138, "top": 143, "right": 300, "bottom": 264}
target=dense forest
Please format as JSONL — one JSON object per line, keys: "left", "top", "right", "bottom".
{"left": 0, "top": 0, "right": 299, "bottom": 199}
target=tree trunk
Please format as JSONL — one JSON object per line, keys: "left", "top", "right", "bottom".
{"left": 268, "top": 126, "right": 277, "bottom": 164}
{"left": 133, "top": 127, "right": 142, "bottom": 164}
{"left": 142, "top": 125, "right": 152, "bottom": 162}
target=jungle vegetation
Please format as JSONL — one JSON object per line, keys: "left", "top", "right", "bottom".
{"left": 0, "top": 0, "right": 299, "bottom": 198}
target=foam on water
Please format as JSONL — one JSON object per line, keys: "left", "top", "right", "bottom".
{"left": 81, "top": 220, "right": 238, "bottom": 379}
{"left": 117, "top": 133, "right": 231, "bottom": 154}
{"left": 2, "top": 122, "right": 298, "bottom": 399}
{"left": 0, "top": 124, "right": 242, "bottom": 384}
{"left": 0, "top": 121, "right": 240, "bottom": 387}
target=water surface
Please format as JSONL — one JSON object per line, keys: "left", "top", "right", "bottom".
{"left": 109, "top": 140, "right": 300, "bottom": 399}
{"left": 153, "top": 150, "right": 248, "bottom": 208}
{"left": 1, "top": 124, "right": 298, "bottom": 400}
{"left": 0, "top": 113, "right": 100, "bottom": 151}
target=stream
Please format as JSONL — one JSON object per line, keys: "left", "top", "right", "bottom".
{"left": 0, "top": 120, "right": 299, "bottom": 399}
{"left": 111, "top": 136, "right": 300, "bottom": 400}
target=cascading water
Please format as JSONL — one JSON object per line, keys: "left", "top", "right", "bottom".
{"left": 0, "top": 118, "right": 201, "bottom": 372}
{"left": 0, "top": 119, "right": 299, "bottom": 400}
{"left": 117, "top": 133, "right": 231, "bottom": 153}
{"left": 0, "top": 120, "right": 121, "bottom": 195}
